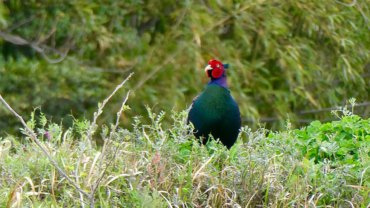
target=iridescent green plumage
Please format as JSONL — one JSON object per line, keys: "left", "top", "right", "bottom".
{"left": 188, "top": 83, "right": 241, "bottom": 149}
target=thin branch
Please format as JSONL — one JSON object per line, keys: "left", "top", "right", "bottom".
{"left": 192, "top": 155, "right": 214, "bottom": 182}
{"left": 110, "top": 91, "right": 131, "bottom": 140}
{"left": 87, "top": 73, "right": 134, "bottom": 141}
{"left": 0, "top": 30, "right": 70, "bottom": 63}
{"left": 0, "top": 95, "right": 90, "bottom": 199}
{"left": 0, "top": 31, "right": 28, "bottom": 45}
{"left": 35, "top": 26, "right": 57, "bottom": 45}
{"left": 39, "top": 47, "right": 70, "bottom": 64}
{"left": 7, "top": 16, "right": 36, "bottom": 32}
{"left": 92, "top": 91, "right": 131, "bottom": 194}
{"left": 88, "top": 89, "right": 131, "bottom": 208}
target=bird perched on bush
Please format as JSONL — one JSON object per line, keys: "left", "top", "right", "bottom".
{"left": 188, "top": 59, "right": 241, "bottom": 149}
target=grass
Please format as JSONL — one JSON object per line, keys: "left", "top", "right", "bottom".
{"left": 0, "top": 103, "right": 369, "bottom": 207}
{"left": 0, "top": 79, "right": 369, "bottom": 207}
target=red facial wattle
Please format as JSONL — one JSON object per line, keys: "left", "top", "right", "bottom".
{"left": 205, "top": 59, "right": 225, "bottom": 79}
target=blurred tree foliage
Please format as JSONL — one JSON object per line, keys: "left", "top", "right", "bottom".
{"left": 0, "top": 0, "right": 369, "bottom": 134}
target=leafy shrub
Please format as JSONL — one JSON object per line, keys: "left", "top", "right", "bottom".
{"left": 1, "top": 108, "right": 369, "bottom": 207}
{"left": 293, "top": 115, "right": 369, "bottom": 167}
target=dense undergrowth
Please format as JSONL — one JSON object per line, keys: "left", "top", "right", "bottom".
{"left": 0, "top": 106, "right": 369, "bottom": 207}
{"left": 1, "top": 1, "right": 369, "bottom": 133}
{"left": 1, "top": 1, "right": 369, "bottom": 207}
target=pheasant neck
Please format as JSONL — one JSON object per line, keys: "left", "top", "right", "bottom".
{"left": 209, "top": 76, "right": 228, "bottom": 88}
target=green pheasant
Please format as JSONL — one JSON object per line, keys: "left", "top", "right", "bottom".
{"left": 188, "top": 59, "right": 241, "bottom": 148}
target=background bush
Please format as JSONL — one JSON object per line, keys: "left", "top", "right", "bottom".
{"left": 0, "top": 1, "right": 369, "bottom": 133}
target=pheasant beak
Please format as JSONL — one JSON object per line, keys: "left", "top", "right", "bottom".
{"left": 204, "top": 65, "right": 213, "bottom": 77}
{"left": 204, "top": 64, "right": 213, "bottom": 72}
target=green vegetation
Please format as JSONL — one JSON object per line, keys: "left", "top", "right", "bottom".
{"left": 0, "top": 1, "right": 369, "bottom": 133}
{"left": 0, "top": 103, "right": 369, "bottom": 207}
{"left": 1, "top": 1, "right": 369, "bottom": 207}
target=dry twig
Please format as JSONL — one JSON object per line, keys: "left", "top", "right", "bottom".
{"left": 0, "top": 95, "right": 90, "bottom": 199}
{"left": 87, "top": 73, "right": 134, "bottom": 141}
{"left": 90, "top": 91, "right": 131, "bottom": 202}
